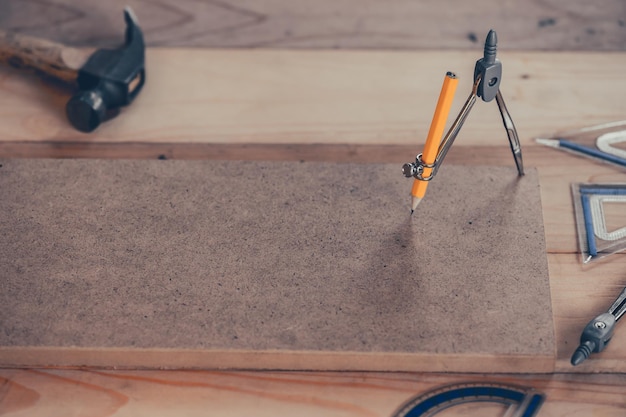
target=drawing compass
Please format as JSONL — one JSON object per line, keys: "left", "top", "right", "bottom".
{"left": 571, "top": 286, "right": 626, "bottom": 365}
{"left": 403, "top": 30, "right": 524, "bottom": 183}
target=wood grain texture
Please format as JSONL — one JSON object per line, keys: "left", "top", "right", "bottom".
{"left": 0, "top": 0, "right": 624, "bottom": 51}
{"left": 0, "top": 370, "right": 625, "bottom": 416}
{"left": 0, "top": 49, "right": 625, "bottom": 148}
{"left": 0, "top": 4, "right": 625, "bottom": 410}
{"left": 0, "top": 31, "right": 90, "bottom": 83}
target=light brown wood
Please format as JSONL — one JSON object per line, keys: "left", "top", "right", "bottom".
{"left": 0, "top": 31, "right": 90, "bottom": 83}
{"left": 0, "top": 49, "right": 625, "bottom": 146}
{"left": 1, "top": 0, "right": 625, "bottom": 51}
{"left": 0, "top": 370, "right": 625, "bottom": 416}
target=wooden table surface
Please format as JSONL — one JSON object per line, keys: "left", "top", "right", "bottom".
{"left": 1, "top": 1, "right": 625, "bottom": 415}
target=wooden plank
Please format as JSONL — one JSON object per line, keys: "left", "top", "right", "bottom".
{"left": 0, "top": 0, "right": 624, "bottom": 51}
{"left": 0, "top": 160, "right": 554, "bottom": 373}
{"left": 0, "top": 369, "right": 625, "bottom": 416}
{"left": 0, "top": 49, "right": 625, "bottom": 149}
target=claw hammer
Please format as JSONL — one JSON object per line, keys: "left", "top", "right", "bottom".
{"left": 0, "top": 7, "right": 146, "bottom": 132}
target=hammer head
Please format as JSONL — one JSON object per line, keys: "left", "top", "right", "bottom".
{"left": 66, "top": 7, "right": 145, "bottom": 132}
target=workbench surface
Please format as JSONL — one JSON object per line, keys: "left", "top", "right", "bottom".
{"left": 0, "top": 1, "right": 625, "bottom": 415}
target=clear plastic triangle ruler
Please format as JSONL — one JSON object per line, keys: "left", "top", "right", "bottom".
{"left": 572, "top": 183, "right": 626, "bottom": 264}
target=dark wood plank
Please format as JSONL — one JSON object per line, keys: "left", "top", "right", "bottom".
{"left": 0, "top": 0, "right": 624, "bottom": 50}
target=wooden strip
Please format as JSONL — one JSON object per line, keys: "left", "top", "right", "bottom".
{"left": 0, "top": 348, "right": 554, "bottom": 374}
{"left": 0, "top": 141, "right": 585, "bottom": 163}
{"left": 0, "top": 140, "right": 621, "bottom": 167}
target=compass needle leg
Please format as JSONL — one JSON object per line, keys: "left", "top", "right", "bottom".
{"left": 496, "top": 90, "right": 524, "bottom": 175}
{"left": 608, "top": 287, "right": 626, "bottom": 321}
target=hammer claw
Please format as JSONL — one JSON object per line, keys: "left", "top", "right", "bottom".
{"left": 66, "top": 7, "right": 146, "bottom": 132}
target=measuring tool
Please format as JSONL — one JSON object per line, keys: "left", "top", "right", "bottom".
{"left": 391, "top": 382, "right": 545, "bottom": 417}
{"left": 402, "top": 30, "right": 524, "bottom": 190}
{"left": 572, "top": 183, "right": 626, "bottom": 263}
{"left": 536, "top": 121, "right": 626, "bottom": 169}
{"left": 597, "top": 130, "right": 626, "bottom": 162}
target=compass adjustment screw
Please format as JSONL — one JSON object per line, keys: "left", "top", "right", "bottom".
{"left": 402, "top": 162, "right": 418, "bottom": 178}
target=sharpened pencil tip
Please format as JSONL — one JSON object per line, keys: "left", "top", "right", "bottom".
{"left": 411, "top": 197, "right": 422, "bottom": 212}
{"left": 535, "top": 138, "right": 559, "bottom": 148}
{"left": 410, "top": 209, "right": 414, "bottom": 216}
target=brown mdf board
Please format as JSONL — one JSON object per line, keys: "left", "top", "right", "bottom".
{"left": 0, "top": 159, "right": 555, "bottom": 372}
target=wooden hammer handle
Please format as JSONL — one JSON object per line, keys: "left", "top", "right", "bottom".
{"left": 0, "top": 31, "right": 95, "bottom": 84}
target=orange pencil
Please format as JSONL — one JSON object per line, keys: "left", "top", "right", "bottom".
{"left": 411, "top": 71, "right": 458, "bottom": 213}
